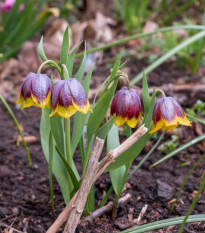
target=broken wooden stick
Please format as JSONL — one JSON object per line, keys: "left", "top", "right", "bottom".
{"left": 63, "top": 138, "right": 104, "bottom": 233}
{"left": 47, "top": 125, "right": 147, "bottom": 233}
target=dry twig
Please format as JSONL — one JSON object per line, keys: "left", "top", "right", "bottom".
{"left": 0, "top": 222, "right": 24, "bottom": 233}
{"left": 84, "top": 193, "right": 132, "bottom": 222}
{"left": 63, "top": 138, "right": 104, "bottom": 233}
{"left": 47, "top": 125, "right": 147, "bottom": 233}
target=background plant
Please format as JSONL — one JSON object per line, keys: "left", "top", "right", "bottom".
{"left": 0, "top": 0, "right": 55, "bottom": 62}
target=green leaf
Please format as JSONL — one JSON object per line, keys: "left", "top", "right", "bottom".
{"left": 87, "top": 78, "right": 119, "bottom": 142}
{"left": 50, "top": 116, "right": 65, "bottom": 156}
{"left": 96, "top": 115, "right": 116, "bottom": 140}
{"left": 66, "top": 41, "right": 82, "bottom": 77}
{"left": 178, "top": 174, "right": 205, "bottom": 233}
{"left": 40, "top": 108, "right": 70, "bottom": 204}
{"left": 38, "top": 36, "right": 47, "bottom": 61}
{"left": 107, "top": 125, "right": 126, "bottom": 195}
{"left": 121, "top": 215, "right": 205, "bottom": 233}
{"left": 71, "top": 66, "right": 93, "bottom": 155}
{"left": 60, "top": 26, "right": 69, "bottom": 65}
{"left": 144, "top": 90, "right": 156, "bottom": 128}
{"left": 75, "top": 43, "right": 86, "bottom": 82}
{"left": 142, "top": 70, "right": 149, "bottom": 114}
{"left": 55, "top": 146, "right": 80, "bottom": 192}
{"left": 48, "top": 131, "right": 54, "bottom": 217}
{"left": 106, "top": 132, "right": 150, "bottom": 172}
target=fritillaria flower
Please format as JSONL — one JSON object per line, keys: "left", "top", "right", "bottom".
{"left": 49, "top": 78, "right": 92, "bottom": 118}
{"left": 0, "top": 0, "right": 24, "bottom": 12}
{"left": 110, "top": 86, "right": 142, "bottom": 128}
{"left": 16, "top": 72, "right": 52, "bottom": 109}
{"left": 150, "top": 97, "right": 191, "bottom": 134}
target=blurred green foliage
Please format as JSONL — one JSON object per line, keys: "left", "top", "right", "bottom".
{"left": 0, "top": 0, "right": 52, "bottom": 62}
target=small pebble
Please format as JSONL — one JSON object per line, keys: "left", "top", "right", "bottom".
{"left": 12, "top": 207, "right": 19, "bottom": 215}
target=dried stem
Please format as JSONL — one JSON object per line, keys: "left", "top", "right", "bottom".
{"left": 84, "top": 193, "right": 132, "bottom": 222}
{"left": 63, "top": 138, "right": 104, "bottom": 233}
{"left": 46, "top": 125, "right": 147, "bottom": 233}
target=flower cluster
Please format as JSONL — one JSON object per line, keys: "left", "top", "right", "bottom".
{"left": 16, "top": 73, "right": 91, "bottom": 118}
{"left": 110, "top": 87, "right": 191, "bottom": 133}
{"left": 17, "top": 72, "right": 191, "bottom": 133}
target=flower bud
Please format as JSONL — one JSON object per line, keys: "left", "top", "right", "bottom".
{"left": 16, "top": 72, "right": 52, "bottom": 109}
{"left": 150, "top": 97, "right": 191, "bottom": 133}
{"left": 49, "top": 78, "right": 92, "bottom": 118}
{"left": 110, "top": 87, "right": 142, "bottom": 128}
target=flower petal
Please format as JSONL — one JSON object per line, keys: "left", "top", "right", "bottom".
{"left": 16, "top": 95, "right": 35, "bottom": 109}
{"left": 127, "top": 117, "right": 139, "bottom": 128}
{"left": 150, "top": 120, "right": 164, "bottom": 134}
{"left": 114, "top": 115, "right": 126, "bottom": 126}
{"left": 162, "top": 123, "right": 179, "bottom": 131}
{"left": 31, "top": 74, "right": 52, "bottom": 108}
{"left": 160, "top": 97, "right": 177, "bottom": 124}
{"left": 50, "top": 104, "right": 77, "bottom": 118}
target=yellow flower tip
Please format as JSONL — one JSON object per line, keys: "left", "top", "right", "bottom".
{"left": 177, "top": 116, "right": 192, "bottom": 126}
{"left": 50, "top": 105, "right": 77, "bottom": 119}
{"left": 31, "top": 92, "right": 51, "bottom": 109}
{"left": 114, "top": 115, "right": 126, "bottom": 127}
{"left": 127, "top": 117, "right": 139, "bottom": 128}
{"left": 150, "top": 120, "right": 163, "bottom": 134}
{"left": 72, "top": 100, "right": 92, "bottom": 115}
{"left": 16, "top": 95, "right": 34, "bottom": 110}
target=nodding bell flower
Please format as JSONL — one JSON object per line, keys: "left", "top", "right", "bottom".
{"left": 16, "top": 72, "right": 52, "bottom": 109}
{"left": 110, "top": 86, "right": 142, "bottom": 128}
{"left": 49, "top": 78, "right": 92, "bottom": 118}
{"left": 150, "top": 97, "right": 191, "bottom": 134}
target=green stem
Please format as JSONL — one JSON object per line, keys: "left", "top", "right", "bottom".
{"left": 0, "top": 95, "right": 31, "bottom": 167}
{"left": 75, "top": 25, "right": 205, "bottom": 58}
{"left": 61, "top": 64, "right": 69, "bottom": 80}
{"left": 65, "top": 118, "right": 72, "bottom": 168}
{"left": 178, "top": 172, "right": 205, "bottom": 233}
{"left": 49, "top": 131, "right": 54, "bottom": 221}
{"left": 37, "top": 60, "right": 61, "bottom": 75}
{"left": 112, "top": 161, "right": 132, "bottom": 220}
{"left": 155, "top": 89, "right": 166, "bottom": 97}
{"left": 100, "top": 73, "right": 128, "bottom": 97}
{"left": 127, "top": 132, "right": 165, "bottom": 181}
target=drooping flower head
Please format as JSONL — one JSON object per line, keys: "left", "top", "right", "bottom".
{"left": 0, "top": 0, "right": 24, "bottom": 12}
{"left": 150, "top": 97, "right": 191, "bottom": 134}
{"left": 49, "top": 78, "right": 92, "bottom": 118}
{"left": 16, "top": 72, "right": 52, "bottom": 109}
{"left": 110, "top": 86, "right": 142, "bottom": 128}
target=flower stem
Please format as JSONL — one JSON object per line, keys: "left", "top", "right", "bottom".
{"left": 62, "top": 64, "right": 69, "bottom": 79}
{"left": 37, "top": 60, "right": 61, "bottom": 75}
{"left": 65, "top": 118, "right": 72, "bottom": 168}
{"left": 0, "top": 95, "right": 32, "bottom": 167}
{"left": 155, "top": 89, "right": 166, "bottom": 97}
